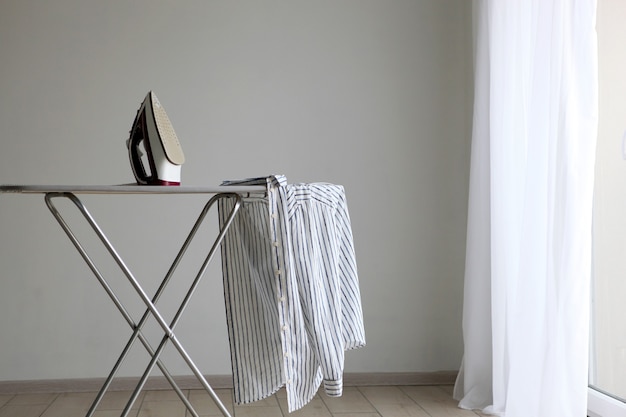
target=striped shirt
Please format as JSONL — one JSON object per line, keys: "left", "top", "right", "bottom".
{"left": 218, "top": 175, "right": 366, "bottom": 412}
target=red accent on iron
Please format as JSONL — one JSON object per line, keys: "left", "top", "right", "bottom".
{"left": 152, "top": 179, "right": 180, "bottom": 186}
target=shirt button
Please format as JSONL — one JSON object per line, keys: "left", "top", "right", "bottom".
{"left": 282, "top": 325, "right": 288, "bottom": 331}
{"left": 275, "top": 269, "right": 282, "bottom": 276}
{"left": 279, "top": 296, "right": 286, "bottom": 302}
{"left": 273, "top": 241, "right": 280, "bottom": 247}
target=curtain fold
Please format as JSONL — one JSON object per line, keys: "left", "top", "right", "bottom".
{"left": 454, "top": 1, "right": 598, "bottom": 416}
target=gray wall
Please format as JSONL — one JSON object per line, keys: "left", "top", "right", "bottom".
{"left": 0, "top": 1, "right": 471, "bottom": 381}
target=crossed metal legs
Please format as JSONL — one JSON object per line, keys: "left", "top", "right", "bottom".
{"left": 44, "top": 192, "right": 242, "bottom": 417}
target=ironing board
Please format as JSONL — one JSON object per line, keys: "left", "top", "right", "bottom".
{"left": 0, "top": 184, "right": 267, "bottom": 417}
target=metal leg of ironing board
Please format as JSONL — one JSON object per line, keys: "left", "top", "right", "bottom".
{"left": 44, "top": 192, "right": 194, "bottom": 416}
{"left": 85, "top": 193, "right": 239, "bottom": 417}
{"left": 44, "top": 192, "right": 241, "bottom": 417}
{"left": 113, "top": 193, "right": 241, "bottom": 417}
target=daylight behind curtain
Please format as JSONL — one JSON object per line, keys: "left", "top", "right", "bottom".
{"left": 453, "top": 1, "right": 598, "bottom": 416}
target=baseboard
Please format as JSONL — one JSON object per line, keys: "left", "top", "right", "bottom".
{"left": 0, "top": 371, "right": 458, "bottom": 395}
{"left": 345, "top": 371, "right": 458, "bottom": 386}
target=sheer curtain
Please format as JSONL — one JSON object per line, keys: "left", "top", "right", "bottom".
{"left": 453, "top": 1, "right": 598, "bottom": 416}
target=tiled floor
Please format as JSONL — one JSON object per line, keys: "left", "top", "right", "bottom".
{"left": 0, "top": 385, "right": 488, "bottom": 417}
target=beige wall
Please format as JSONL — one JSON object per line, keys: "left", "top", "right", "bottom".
{"left": 0, "top": 1, "right": 472, "bottom": 380}
{"left": 592, "top": 0, "right": 626, "bottom": 399}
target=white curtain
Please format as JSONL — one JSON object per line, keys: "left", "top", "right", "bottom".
{"left": 454, "top": 1, "right": 598, "bottom": 416}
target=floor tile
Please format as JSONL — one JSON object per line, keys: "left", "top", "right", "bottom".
{"left": 358, "top": 386, "right": 417, "bottom": 407}
{"left": 93, "top": 411, "right": 138, "bottom": 417}
{"left": 320, "top": 387, "right": 377, "bottom": 414}
{"left": 42, "top": 391, "right": 144, "bottom": 416}
{"left": 7, "top": 393, "right": 57, "bottom": 406}
{"left": 97, "top": 390, "right": 145, "bottom": 410}
{"left": 277, "top": 397, "right": 331, "bottom": 417}
{"left": 274, "top": 388, "right": 288, "bottom": 399}
{"left": 137, "top": 400, "right": 186, "bottom": 417}
{"left": 186, "top": 388, "right": 234, "bottom": 416}
{"left": 401, "top": 386, "right": 478, "bottom": 417}
{"left": 233, "top": 404, "right": 283, "bottom": 416}
{"left": 41, "top": 405, "right": 90, "bottom": 417}
{"left": 400, "top": 386, "right": 451, "bottom": 402}
{"left": 0, "top": 404, "right": 49, "bottom": 417}
{"left": 438, "top": 385, "right": 455, "bottom": 396}
{"left": 375, "top": 403, "right": 430, "bottom": 417}
{"left": 47, "top": 391, "right": 95, "bottom": 409}
{"left": 143, "top": 389, "right": 188, "bottom": 402}
{"left": 0, "top": 396, "right": 12, "bottom": 408}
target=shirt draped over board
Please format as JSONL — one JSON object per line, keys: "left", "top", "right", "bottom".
{"left": 218, "top": 175, "right": 366, "bottom": 412}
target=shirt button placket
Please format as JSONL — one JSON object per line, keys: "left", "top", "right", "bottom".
{"left": 270, "top": 189, "right": 292, "bottom": 393}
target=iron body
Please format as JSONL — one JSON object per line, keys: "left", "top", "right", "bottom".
{"left": 127, "top": 91, "right": 185, "bottom": 185}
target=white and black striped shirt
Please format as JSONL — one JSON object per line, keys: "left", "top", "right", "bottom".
{"left": 218, "top": 175, "right": 366, "bottom": 412}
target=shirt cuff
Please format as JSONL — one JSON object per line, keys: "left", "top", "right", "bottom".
{"left": 323, "top": 378, "right": 343, "bottom": 397}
